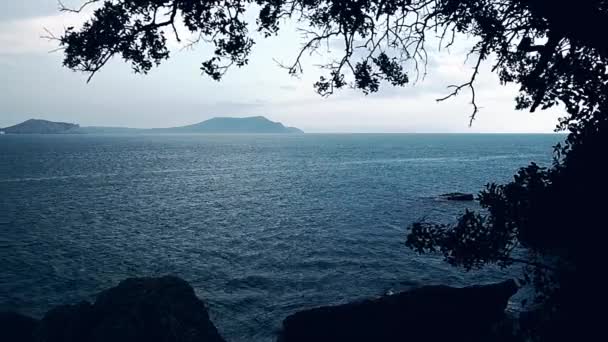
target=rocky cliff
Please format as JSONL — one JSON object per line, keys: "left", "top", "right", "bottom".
{"left": 0, "top": 277, "right": 518, "bottom": 342}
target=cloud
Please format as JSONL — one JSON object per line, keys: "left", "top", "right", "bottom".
{"left": 0, "top": 1, "right": 59, "bottom": 21}
{"left": 262, "top": 88, "right": 560, "bottom": 133}
{"left": 0, "top": 10, "right": 92, "bottom": 55}
{"left": 0, "top": 4, "right": 561, "bottom": 133}
{"left": 279, "top": 85, "right": 297, "bottom": 91}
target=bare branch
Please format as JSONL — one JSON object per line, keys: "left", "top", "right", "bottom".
{"left": 58, "top": 0, "right": 99, "bottom": 13}
{"left": 41, "top": 27, "right": 60, "bottom": 41}
{"left": 436, "top": 44, "right": 487, "bottom": 126}
{"left": 171, "top": 22, "right": 181, "bottom": 43}
{"left": 278, "top": 29, "right": 341, "bottom": 75}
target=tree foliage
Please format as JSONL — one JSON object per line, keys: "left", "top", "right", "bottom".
{"left": 57, "top": 1, "right": 608, "bottom": 340}
{"left": 57, "top": 1, "right": 608, "bottom": 126}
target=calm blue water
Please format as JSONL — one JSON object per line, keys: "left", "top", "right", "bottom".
{"left": 0, "top": 133, "right": 562, "bottom": 341}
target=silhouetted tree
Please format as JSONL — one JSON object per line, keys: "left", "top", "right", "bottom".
{"left": 56, "top": 1, "right": 608, "bottom": 340}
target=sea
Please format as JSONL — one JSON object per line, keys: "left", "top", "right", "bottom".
{"left": 0, "top": 133, "right": 563, "bottom": 342}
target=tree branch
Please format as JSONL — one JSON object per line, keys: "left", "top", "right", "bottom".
{"left": 436, "top": 44, "right": 486, "bottom": 126}
{"left": 58, "top": 0, "right": 99, "bottom": 13}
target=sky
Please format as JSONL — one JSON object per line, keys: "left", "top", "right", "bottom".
{"left": 0, "top": 1, "right": 563, "bottom": 133}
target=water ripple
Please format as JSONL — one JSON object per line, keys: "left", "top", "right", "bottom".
{"left": 0, "top": 133, "right": 562, "bottom": 342}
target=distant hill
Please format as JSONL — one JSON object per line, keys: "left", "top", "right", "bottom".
{"left": 151, "top": 116, "right": 304, "bottom": 134}
{"left": 1, "top": 119, "right": 79, "bottom": 134}
{"left": 1, "top": 117, "right": 303, "bottom": 135}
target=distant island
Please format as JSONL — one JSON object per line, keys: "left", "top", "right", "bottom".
{"left": 0, "top": 119, "right": 80, "bottom": 134}
{"left": 0, "top": 116, "right": 304, "bottom": 134}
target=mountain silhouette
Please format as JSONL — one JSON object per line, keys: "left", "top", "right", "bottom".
{"left": 1, "top": 119, "right": 79, "bottom": 134}
{"left": 2, "top": 116, "right": 303, "bottom": 134}
{"left": 149, "top": 116, "right": 303, "bottom": 133}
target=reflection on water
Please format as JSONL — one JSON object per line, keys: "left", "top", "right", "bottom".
{"left": 0, "top": 133, "right": 562, "bottom": 342}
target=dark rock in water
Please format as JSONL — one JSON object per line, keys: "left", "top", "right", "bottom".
{"left": 0, "top": 311, "right": 39, "bottom": 342}
{"left": 279, "top": 280, "right": 518, "bottom": 342}
{"left": 441, "top": 192, "right": 475, "bottom": 201}
{"left": 1, "top": 277, "right": 518, "bottom": 342}
{"left": 35, "top": 302, "right": 95, "bottom": 342}
{"left": 1, "top": 276, "right": 226, "bottom": 342}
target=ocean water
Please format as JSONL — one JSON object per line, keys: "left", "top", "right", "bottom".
{"left": 0, "top": 133, "right": 562, "bottom": 341}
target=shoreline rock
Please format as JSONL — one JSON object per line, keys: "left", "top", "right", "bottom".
{"left": 1, "top": 277, "right": 518, "bottom": 342}
{"left": 1, "top": 276, "right": 226, "bottom": 342}
{"left": 279, "top": 280, "right": 518, "bottom": 342}
{"left": 0, "top": 311, "right": 39, "bottom": 342}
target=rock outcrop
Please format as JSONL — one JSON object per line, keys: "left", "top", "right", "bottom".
{"left": 1, "top": 276, "right": 226, "bottom": 342}
{"left": 1, "top": 277, "right": 518, "bottom": 342}
{"left": 279, "top": 280, "right": 518, "bottom": 342}
{"left": 441, "top": 192, "right": 475, "bottom": 201}
{"left": 0, "top": 311, "right": 39, "bottom": 342}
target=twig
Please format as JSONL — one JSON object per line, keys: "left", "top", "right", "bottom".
{"left": 436, "top": 44, "right": 487, "bottom": 126}
{"left": 58, "top": 0, "right": 99, "bottom": 13}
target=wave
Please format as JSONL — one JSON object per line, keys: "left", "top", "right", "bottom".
{"left": 0, "top": 168, "right": 213, "bottom": 183}
{"left": 339, "top": 153, "right": 546, "bottom": 165}
{"left": 0, "top": 153, "right": 547, "bottom": 183}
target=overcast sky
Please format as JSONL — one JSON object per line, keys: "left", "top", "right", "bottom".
{"left": 0, "top": 1, "right": 562, "bottom": 133}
